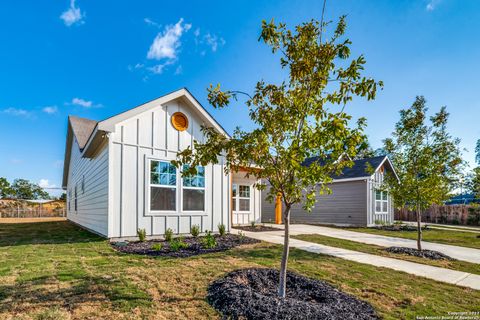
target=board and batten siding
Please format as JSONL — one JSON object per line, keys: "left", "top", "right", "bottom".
{"left": 262, "top": 180, "right": 368, "bottom": 226}
{"left": 108, "top": 98, "right": 230, "bottom": 238}
{"left": 368, "top": 169, "right": 394, "bottom": 225}
{"left": 67, "top": 138, "right": 109, "bottom": 236}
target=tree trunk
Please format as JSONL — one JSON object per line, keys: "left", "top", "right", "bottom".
{"left": 278, "top": 205, "right": 291, "bottom": 299}
{"left": 416, "top": 205, "right": 422, "bottom": 251}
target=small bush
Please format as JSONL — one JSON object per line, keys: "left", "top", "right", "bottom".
{"left": 165, "top": 228, "right": 173, "bottom": 242}
{"left": 151, "top": 243, "right": 162, "bottom": 251}
{"left": 238, "top": 231, "right": 245, "bottom": 241}
{"left": 374, "top": 219, "right": 386, "bottom": 226}
{"left": 191, "top": 224, "right": 200, "bottom": 237}
{"left": 137, "top": 228, "right": 147, "bottom": 242}
{"left": 202, "top": 231, "right": 217, "bottom": 249}
{"left": 170, "top": 237, "right": 189, "bottom": 251}
{"left": 218, "top": 223, "right": 226, "bottom": 236}
{"left": 250, "top": 220, "right": 256, "bottom": 228}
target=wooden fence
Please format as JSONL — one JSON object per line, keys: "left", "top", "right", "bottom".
{"left": 0, "top": 199, "right": 66, "bottom": 218}
{"left": 395, "top": 204, "right": 480, "bottom": 226}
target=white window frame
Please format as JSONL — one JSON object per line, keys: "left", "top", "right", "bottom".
{"left": 375, "top": 189, "right": 389, "bottom": 214}
{"left": 232, "top": 183, "right": 251, "bottom": 213}
{"left": 148, "top": 159, "right": 178, "bottom": 213}
{"left": 181, "top": 165, "right": 206, "bottom": 213}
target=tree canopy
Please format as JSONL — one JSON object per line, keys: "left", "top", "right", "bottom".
{"left": 383, "top": 96, "right": 463, "bottom": 249}
{"left": 0, "top": 178, "right": 50, "bottom": 200}
{"left": 174, "top": 16, "right": 382, "bottom": 298}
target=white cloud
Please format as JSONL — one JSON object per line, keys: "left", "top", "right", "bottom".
{"left": 60, "top": 0, "right": 85, "bottom": 26}
{"left": 193, "top": 29, "right": 225, "bottom": 53}
{"left": 148, "top": 64, "right": 166, "bottom": 74}
{"left": 147, "top": 18, "right": 191, "bottom": 60}
{"left": 42, "top": 106, "right": 58, "bottom": 114}
{"left": 204, "top": 33, "right": 225, "bottom": 52}
{"left": 69, "top": 97, "right": 102, "bottom": 108}
{"left": 72, "top": 97, "right": 92, "bottom": 107}
{"left": 2, "top": 107, "right": 32, "bottom": 117}
{"left": 144, "top": 18, "right": 160, "bottom": 28}
{"left": 39, "top": 179, "right": 56, "bottom": 189}
{"left": 426, "top": 0, "right": 440, "bottom": 11}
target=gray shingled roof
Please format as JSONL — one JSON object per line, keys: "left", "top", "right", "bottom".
{"left": 303, "top": 155, "right": 387, "bottom": 180}
{"left": 69, "top": 116, "right": 97, "bottom": 150}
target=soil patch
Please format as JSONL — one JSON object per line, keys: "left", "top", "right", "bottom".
{"left": 207, "top": 268, "right": 378, "bottom": 320}
{"left": 385, "top": 246, "right": 455, "bottom": 260}
{"left": 374, "top": 224, "right": 428, "bottom": 232}
{"left": 234, "top": 225, "right": 280, "bottom": 232}
{"left": 111, "top": 234, "right": 259, "bottom": 258}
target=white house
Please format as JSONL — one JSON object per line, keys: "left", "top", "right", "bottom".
{"left": 62, "top": 88, "right": 262, "bottom": 239}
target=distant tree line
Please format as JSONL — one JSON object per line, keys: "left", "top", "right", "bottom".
{"left": 0, "top": 177, "right": 52, "bottom": 200}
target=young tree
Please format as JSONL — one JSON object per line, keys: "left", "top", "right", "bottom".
{"left": 384, "top": 97, "right": 463, "bottom": 250}
{"left": 465, "top": 139, "right": 480, "bottom": 198}
{"left": 174, "top": 17, "right": 382, "bottom": 298}
{"left": 0, "top": 177, "right": 13, "bottom": 199}
{"left": 10, "top": 179, "right": 50, "bottom": 200}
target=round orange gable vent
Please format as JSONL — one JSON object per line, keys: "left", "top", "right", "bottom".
{"left": 171, "top": 112, "right": 189, "bottom": 131}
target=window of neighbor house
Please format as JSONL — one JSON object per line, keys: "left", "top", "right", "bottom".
{"left": 182, "top": 165, "right": 205, "bottom": 211}
{"left": 232, "top": 184, "right": 251, "bottom": 212}
{"left": 375, "top": 189, "right": 388, "bottom": 213}
{"left": 150, "top": 160, "right": 177, "bottom": 211}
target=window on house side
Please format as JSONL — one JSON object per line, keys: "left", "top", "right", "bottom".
{"left": 150, "top": 160, "right": 177, "bottom": 211}
{"left": 375, "top": 190, "right": 388, "bottom": 213}
{"left": 233, "top": 184, "right": 251, "bottom": 212}
{"left": 182, "top": 165, "right": 205, "bottom": 211}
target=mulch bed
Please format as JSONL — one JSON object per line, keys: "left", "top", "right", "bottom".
{"left": 234, "top": 225, "right": 280, "bottom": 232}
{"left": 111, "top": 234, "right": 259, "bottom": 258}
{"left": 385, "top": 246, "right": 455, "bottom": 260}
{"left": 374, "top": 224, "right": 428, "bottom": 232}
{"left": 207, "top": 268, "right": 378, "bottom": 320}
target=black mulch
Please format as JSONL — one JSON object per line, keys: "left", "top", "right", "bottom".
{"left": 385, "top": 246, "right": 455, "bottom": 260}
{"left": 234, "top": 225, "right": 280, "bottom": 232}
{"left": 374, "top": 224, "right": 428, "bottom": 232}
{"left": 111, "top": 234, "right": 259, "bottom": 258}
{"left": 207, "top": 268, "right": 379, "bottom": 320}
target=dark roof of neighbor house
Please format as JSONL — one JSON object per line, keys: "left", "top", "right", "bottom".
{"left": 303, "top": 155, "right": 388, "bottom": 180}
{"left": 69, "top": 116, "right": 98, "bottom": 150}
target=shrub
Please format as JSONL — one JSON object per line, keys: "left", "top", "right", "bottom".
{"left": 191, "top": 224, "right": 200, "bottom": 237}
{"left": 238, "top": 231, "right": 245, "bottom": 241}
{"left": 218, "top": 223, "right": 226, "bottom": 236}
{"left": 250, "top": 220, "right": 256, "bottom": 228}
{"left": 137, "top": 228, "right": 147, "bottom": 242}
{"left": 170, "top": 237, "right": 189, "bottom": 251}
{"left": 151, "top": 243, "right": 162, "bottom": 251}
{"left": 165, "top": 228, "right": 173, "bottom": 242}
{"left": 374, "top": 219, "right": 385, "bottom": 226}
{"left": 202, "top": 231, "right": 217, "bottom": 249}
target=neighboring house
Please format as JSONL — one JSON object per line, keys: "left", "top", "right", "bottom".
{"left": 62, "top": 88, "right": 261, "bottom": 239}
{"left": 262, "top": 155, "right": 398, "bottom": 226}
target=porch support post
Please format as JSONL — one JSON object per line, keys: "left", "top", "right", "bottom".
{"left": 275, "top": 194, "right": 282, "bottom": 224}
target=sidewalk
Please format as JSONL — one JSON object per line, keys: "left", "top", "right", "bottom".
{"left": 259, "top": 224, "right": 480, "bottom": 264}
{"left": 233, "top": 227, "right": 480, "bottom": 291}
{"left": 401, "top": 221, "right": 480, "bottom": 234}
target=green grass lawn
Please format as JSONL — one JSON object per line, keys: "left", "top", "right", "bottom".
{"left": 1, "top": 221, "right": 479, "bottom": 320}
{"left": 343, "top": 226, "right": 480, "bottom": 249}
{"left": 293, "top": 234, "right": 480, "bottom": 275}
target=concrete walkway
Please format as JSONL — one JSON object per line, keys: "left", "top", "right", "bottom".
{"left": 233, "top": 227, "right": 480, "bottom": 290}
{"left": 401, "top": 221, "right": 480, "bottom": 234}
{"left": 259, "top": 224, "right": 480, "bottom": 264}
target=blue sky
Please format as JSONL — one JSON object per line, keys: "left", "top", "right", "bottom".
{"left": 1, "top": 0, "right": 479, "bottom": 196}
